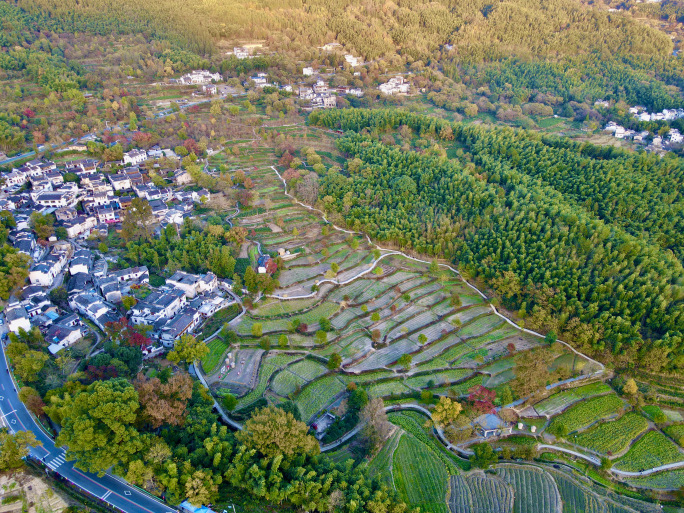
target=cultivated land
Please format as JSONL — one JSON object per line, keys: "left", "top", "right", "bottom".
{"left": 195, "top": 127, "right": 684, "bottom": 511}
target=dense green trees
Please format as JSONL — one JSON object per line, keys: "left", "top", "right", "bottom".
{"left": 311, "top": 109, "right": 684, "bottom": 371}
{"left": 48, "top": 378, "right": 145, "bottom": 476}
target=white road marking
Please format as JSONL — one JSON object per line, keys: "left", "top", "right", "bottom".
{"left": 124, "top": 490, "right": 132, "bottom": 496}
{"left": 0, "top": 395, "right": 4, "bottom": 400}
{"left": 101, "top": 491, "right": 112, "bottom": 500}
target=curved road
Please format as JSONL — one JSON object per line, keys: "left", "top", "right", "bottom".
{"left": 0, "top": 344, "right": 177, "bottom": 513}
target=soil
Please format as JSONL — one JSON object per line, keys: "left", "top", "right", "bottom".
{"left": 0, "top": 470, "right": 78, "bottom": 513}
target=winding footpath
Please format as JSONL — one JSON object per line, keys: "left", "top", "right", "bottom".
{"left": 198, "top": 164, "right": 681, "bottom": 479}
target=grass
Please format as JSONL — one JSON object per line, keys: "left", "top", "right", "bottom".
{"left": 548, "top": 394, "right": 624, "bottom": 434}
{"left": 614, "top": 430, "right": 684, "bottom": 472}
{"left": 572, "top": 413, "right": 649, "bottom": 455}
{"left": 392, "top": 433, "right": 449, "bottom": 513}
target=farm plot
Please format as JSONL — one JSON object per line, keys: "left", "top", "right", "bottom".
{"left": 235, "top": 362, "right": 278, "bottom": 409}
{"left": 449, "top": 305, "right": 492, "bottom": 325}
{"left": 416, "top": 290, "right": 449, "bottom": 308}
{"left": 270, "top": 370, "right": 306, "bottom": 396}
{"left": 367, "top": 380, "right": 412, "bottom": 398}
{"left": 572, "top": 413, "right": 649, "bottom": 455}
{"left": 397, "top": 276, "right": 432, "bottom": 293}
{"left": 295, "top": 375, "right": 347, "bottom": 421}
{"left": 382, "top": 270, "right": 421, "bottom": 286}
{"left": 278, "top": 264, "right": 328, "bottom": 286}
{"left": 614, "top": 430, "right": 684, "bottom": 472}
{"left": 202, "top": 338, "right": 230, "bottom": 374}
{"left": 458, "top": 314, "right": 504, "bottom": 339}
{"left": 327, "top": 279, "right": 373, "bottom": 302}
{"left": 411, "top": 334, "right": 463, "bottom": 365}
{"left": 288, "top": 301, "right": 340, "bottom": 325}
{"left": 625, "top": 469, "right": 684, "bottom": 490}
{"left": 665, "top": 423, "right": 684, "bottom": 446}
{"left": 483, "top": 369, "right": 515, "bottom": 387}
{"left": 331, "top": 307, "right": 364, "bottom": 330}
{"left": 287, "top": 359, "right": 328, "bottom": 380}
{"left": 447, "top": 475, "right": 473, "bottom": 513}
{"left": 348, "top": 339, "right": 420, "bottom": 372}
{"left": 392, "top": 433, "right": 450, "bottom": 513}
{"left": 548, "top": 394, "right": 624, "bottom": 434}
{"left": 405, "top": 369, "right": 473, "bottom": 389}
{"left": 432, "top": 299, "right": 458, "bottom": 316}
{"left": 356, "top": 281, "right": 395, "bottom": 304}
{"left": 236, "top": 316, "right": 292, "bottom": 336}
{"left": 251, "top": 298, "right": 320, "bottom": 318}
{"left": 497, "top": 466, "right": 562, "bottom": 513}
{"left": 366, "top": 429, "right": 402, "bottom": 488}
{"left": 534, "top": 382, "right": 614, "bottom": 417}
{"left": 550, "top": 471, "right": 604, "bottom": 513}
{"left": 387, "top": 311, "right": 439, "bottom": 339}
{"left": 432, "top": 375, "right": 485, "bottom": 397}
{"left": 408, "top": 321, "right": 456, "bottom": 345}
{"left": 463, "top": 473, "right": 513, "bottom": 513}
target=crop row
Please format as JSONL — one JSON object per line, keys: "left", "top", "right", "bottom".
{"left": 497, "top": 466, "right": 562, "bottom": 513}
{"left": 548, "top": 394, "right": 624, "bottom": 433}
{"left": 614, "top": 430, "right": 684, "bottom": 472}
{"left": 572, "top": 413, "right": 649, "bottom": 455}
{"left": 534, "top": 382, "right": 613, "bottom": 416}
{"left": 466, "top": 474, "right": 513, "bottom": 513}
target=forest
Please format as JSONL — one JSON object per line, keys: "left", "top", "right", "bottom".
{"left": 309, "top": 108, "right": 684, "bottom": 371}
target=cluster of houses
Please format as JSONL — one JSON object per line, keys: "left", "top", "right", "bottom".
{"left": 603, "top": 121, "right": 683, "bottom": 149}
{"left": 629, "top": 106, "right": 684, "bottom": 123}
{"left": 175, "top": 70, "right": 223, "bottom": 86}
{"left": 0, "top": 145, "right": 228, "bottom": 358}
{"left": 5, "top": 239, "right": 235, "bottom": 357}
{"left": 298, "top": 80, "right": 363, "bottom": 109}
{"left": 1, "top": 150, "right": 212, "bottom": 243}
{"left": 378, "top": 76, "right": 410, "bottom": 96}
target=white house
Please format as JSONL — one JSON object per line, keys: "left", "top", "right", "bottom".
{"left": 159, "top": 307, "right": 202, "bottom": 347}
{"left": 5, "top": 305, "right": 31, "bottom": 334}
{"left": 233, "top": 47, "right": 250, "bottom": 59}
{"left": 69, "top": 249, "right": 93, "bottom": 275}
{"left": 178, "top": 70, "right": 222, "bottom": 85}
{"left": 63, "top": 215, "right": 98, "bottom": 239}
{"left": 46, "top": 323, "right": 83, "bottom": 355}
{"left": 303, "top": 67, "right": 315, "bottom": 76}
{"left": 167, "top": 271, "right": 217, "bottom": 298}
{"left": 344, "top": 54, "right": 362, "bottom": 67}
{"left": 32, "top": 189, "right": 79, "bottom": 208}
{"left": 109, "top": 173, "right": 132, "bottom": 191}
{"left": 129, "top": 288, "right": 186, "bottom": 326}
{"left": 669, "top": 129, "right": 683, "bottom": 144}
{"left": 69, "top": 292, "right": 118, "bottom": 331}
{"left": 379, "top": 76, "right": 410, "bottom": 95}
{"left": 123, "top": 149, "right": 148, "bottom": 166}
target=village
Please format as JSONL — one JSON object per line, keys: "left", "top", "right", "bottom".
{"left": 0, "top": 145, "right": 241, "bottom": 361}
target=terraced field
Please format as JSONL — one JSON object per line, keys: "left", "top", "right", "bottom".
{"left": 572, "top": 413, "right": 649, "bottom": 456}
{"left": 199, "top": 154, "right": 663, "bottom": 502}
{"left": 614, "top": 430, "right": 684, "bottom": 472}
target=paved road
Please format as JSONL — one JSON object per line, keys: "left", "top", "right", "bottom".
{"left": 0, "top": 344, "right": 177, "bottom": 513}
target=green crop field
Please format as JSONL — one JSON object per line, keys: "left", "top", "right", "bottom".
{"left": 270, "top": 369, "right": 306, "bottom": 396}
{"left": 497, "top": 466, "right": 562, "bottom": 513}
{"left": 665, "top": 423, "right": 684, "bottom": 446}
{"left": 463, "top": 474, "right": 514, "bottom": 513}
{"left": 614, "top": 430, "right": 684, "bottom": 472}
{"left": 572, "top": 413, "right": 649, "bottom": 455}
{"left": 366, "top": 380, "right": 411, "bottom": 398}
{"left": 392, "top": 433, "right": 449, "bottom": 513}
{"left": 201, "top": 338, "right": 230, "bottom": 374}
{"left": 366, "top": 429, "right": 402, "bottom": 488}
{"left": 548, "top": 394, "right": 623, "bottom": 433}
{"left": 625, "top": 469, "right": 684, "bottom": 490}
{"left": 295, "top": 375, "right": 346, "bottom": 421}
{"left": 287, "top": 359, "right": 328, "bottom": 380}
{"left": 534, "top": 382, "right": 613, "bottom": 416}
